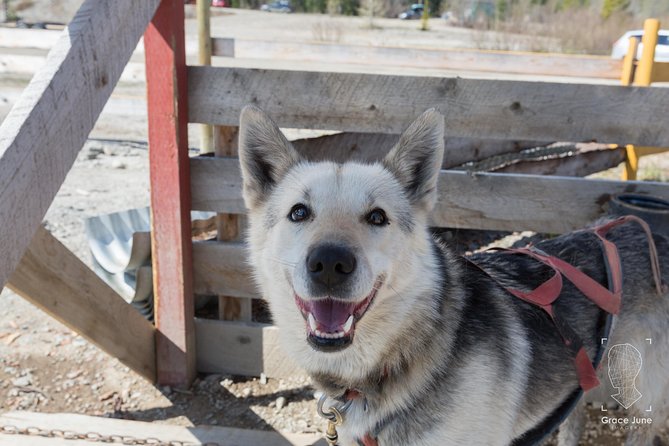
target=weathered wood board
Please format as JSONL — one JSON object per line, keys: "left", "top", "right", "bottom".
{"left": 195, "top": 318, "right": 303, "bottom": 379}
{"left": 212, "top": 38, "right": 623, "bottom": 79}
{"left": 187, "top": 66, "right": 669, "bottom": 146}
{"left": 7, "top": 227, "right": 156, "bottom": 382}
{"left": 189, "top": 157, "right": 669, "bottom": 233}
{"left": 291, "top": 132, "right": 548, "bottom": 169}
{"left": 193, "top": 240, "right": 253, "bottom": 297}
{"left": 0, "top": 0, "right": 159, "bottom": 290}
{"left": 0, "top": 411, "right": 324, "bottom": 446}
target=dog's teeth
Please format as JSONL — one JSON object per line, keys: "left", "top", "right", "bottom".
{"left": 343, "top": 315, "right": 354, "bottom": 333}
{"left": 308, "top": 313, "right": 317, "bottom": 332}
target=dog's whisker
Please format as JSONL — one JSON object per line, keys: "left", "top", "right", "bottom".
{"left": 267, "top": 256, "right": 297, "bottom": 267}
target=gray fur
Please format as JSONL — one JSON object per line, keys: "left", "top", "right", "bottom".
{"left": 238, "top": 106, "right": 669, "bottom": 446}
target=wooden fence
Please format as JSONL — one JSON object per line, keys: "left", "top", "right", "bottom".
{"left": 181, "top": 67, "right": 669, "bottom": 381}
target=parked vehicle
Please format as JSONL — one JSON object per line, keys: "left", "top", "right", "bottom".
{"left": 398, "top": 4, "right": 423, "bottom": 20}
{"left": 611, "top": 29, "right": 669, "bottom": 62}
{"left": 261, "top": 0, "right": 293, "bottom": 13}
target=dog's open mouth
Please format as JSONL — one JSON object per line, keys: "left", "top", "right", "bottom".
{"left": 294, "top": 277, "right": 383, "bottom": 352}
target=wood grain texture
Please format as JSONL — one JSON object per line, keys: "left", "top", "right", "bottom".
{"left": 190, "top": 157, "right": 669, "bottom": 233}
{"left": 291, "top": 132, "right": 548, "bottom": 169}
{"left": 0, "top": 0, "right": 159, "bottom": 290}
{"left": 212, "top": 38, "right": 622, "bottom": 79}
{"left": 187, "top": 66, "right": 669, "bottom": 147}
{"left": 0, "top": 411, "right": 324, "bottom": 446}
{"left": 652, "top": 61, "right": 669, "bottom": 83}
{"left": 191, "top": 156, "right": 246, "bottom": 213}
{"left": 193, "top": 240, "right": 255, "bottom": 297}
{"left": 213, "top": 125, "right": 252, "bottom": 321}
{"left": 195, "top": 318, "right": 303, "bottom": 379}
{"left": 7, "top": 227, "right": 156, "bottom": 382}
{"left": 145, "top": 0, "right": 195, "bottom": 387}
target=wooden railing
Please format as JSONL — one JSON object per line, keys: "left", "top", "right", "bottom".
{"left": 181, "top": 66, "right": 669, "bottom": 380}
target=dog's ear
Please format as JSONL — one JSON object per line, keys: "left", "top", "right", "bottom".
{"left": 383, "top": 109, "right": 444, "bottom": 212}
{"left": 238, "top": 105, "right": 302, "bottom": 209}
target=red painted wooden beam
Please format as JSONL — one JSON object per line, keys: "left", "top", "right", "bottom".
{"left": 144, "top": 0, "right": 195, "bottom": 387}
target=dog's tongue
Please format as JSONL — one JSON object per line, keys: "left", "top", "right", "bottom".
{"left": 310, "top": 299, "right": 354, "bottom": 332}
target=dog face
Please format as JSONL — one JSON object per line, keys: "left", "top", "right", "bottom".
{"left": 238, "top": 106, "right": 444, "bottom": 377}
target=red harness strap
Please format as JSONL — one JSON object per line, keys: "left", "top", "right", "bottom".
{"left": 477, "top": 215, "right": 664, "bottom": 391}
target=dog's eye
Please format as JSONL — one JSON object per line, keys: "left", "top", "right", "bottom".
{"left": 366, "top": 208, "right": 388, "bottom": 226}
{"left": 289, "top": 204, "right": 310, "bottom": 222}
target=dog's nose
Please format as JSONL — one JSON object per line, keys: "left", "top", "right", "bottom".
{"left": 306, "top": 245, "right": 356, "bottom": 289}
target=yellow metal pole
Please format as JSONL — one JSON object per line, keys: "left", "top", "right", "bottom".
{"left": 634, "top": 18, "right": 659, "bottom": 87}
{"left": 197, "top": 0, "right": 213, "bottom": 154}
{"left": 623, "top": 145, "right": 639, "bottom": 181}
{"left": 622, "top": 19, "right": 669, "bottom": 180}
{"left": 620, "top": 36, "right": 638, "bottom": 86}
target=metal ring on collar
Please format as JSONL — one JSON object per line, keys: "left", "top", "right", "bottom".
{"left": 317, "top": 394, "right": 353, "bottom": 424}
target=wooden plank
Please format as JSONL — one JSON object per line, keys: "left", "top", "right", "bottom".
{"left": 212, "top": 38, "right": 622, "bottom": 79}
{"left": 0, "top": 411, "right": 323, "bottom": 446}
{"left": 191, "top": 155, "right": 246, "bottom": 213}
{"left": 196, "top": 318, "right": 304, "bottom": 379}
{"left": 213, "top": 125, "right": 253, "bottom": 321}
{"left": 7, "top": 227, "right": 156, "bottom": 382}
{"left": 197, "top": 0, "right": 213, "bottom": 154}
{"left": 187, "top": 66, "right": 669, "bottom": 147}
{"left": 145, "top": 0, "right": 195, "bottom": 387}
{"left": 634, "top": 146, "right": 669, "bottom": 156}
{"left": 190, "top": 157, "right": 669, "bottom": 233}
{"left": 0, "top": 0, "right": 159, "bottom": 290}
{"left": 651, "top": 61, "right": 669, "bottom": 83}
{"left": 193, "top": 240, "right": 254, "bottom": 297}
{"left": 291, "top": 132, "right": 549, "bottom": 169}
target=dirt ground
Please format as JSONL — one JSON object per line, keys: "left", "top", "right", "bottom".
{"left": 1, "top": 3, "right": 669, "bottom": 445}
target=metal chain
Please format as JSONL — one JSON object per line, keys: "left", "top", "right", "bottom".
{"left": 0, "top": 424, "right": 223, "bottom": 446}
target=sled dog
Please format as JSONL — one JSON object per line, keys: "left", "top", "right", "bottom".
{"left": 237, "top": 105, "right": 669, "bottom": 446}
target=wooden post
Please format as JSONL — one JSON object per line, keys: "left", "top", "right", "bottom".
{"left": 144, "top": 0, "right": 196, "bottom": 387}
{"left": 214, "top": 126, "right": 253, "bottom": 321}
{"left": 197, "top": 0, "right": 213, "bottom": 154}
{"left": 208, "top": 19, "right": 251, "bottom": 322}
{"left": 634, "top": 18, "right": 659, "bottom": 87}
